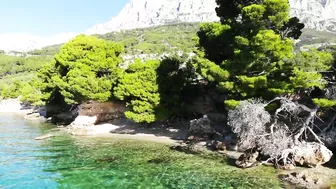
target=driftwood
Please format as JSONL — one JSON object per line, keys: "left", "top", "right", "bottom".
{"left": 228, "top": 98, "right": 333, "bottom": 168}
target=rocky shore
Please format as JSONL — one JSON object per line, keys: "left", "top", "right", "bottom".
{"left": 1, "top": 98, "right": 336, "bottom": 188}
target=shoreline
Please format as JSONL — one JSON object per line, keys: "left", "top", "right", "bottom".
{"left": 1, "top": 98, "right": 336, "bottom": 188}
{"left": 0, "top": 98, "right": 186, "bottom": 144}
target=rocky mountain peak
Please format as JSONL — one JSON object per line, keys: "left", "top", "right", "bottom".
{"left": 289, "top": 0, "right": 336, "bottom": 32}
{"left": 85, "top": 0, "right": 219, "bottom": 35}
{"left": 86, "top": 0, "right": 336, "bottom": 35}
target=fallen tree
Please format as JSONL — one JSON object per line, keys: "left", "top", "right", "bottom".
{"left": 228, "top": 97, "right": 333, "bottom": 169}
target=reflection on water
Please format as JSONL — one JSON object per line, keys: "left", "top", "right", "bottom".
{"left": 0, "top": 114, "right": 281, "bottom": 189}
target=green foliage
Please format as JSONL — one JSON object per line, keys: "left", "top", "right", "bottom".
{"left": 224, "top": 100, "right": 241, "bottom": 109}
{"left": 295, "top": 29, "right": 336, "bottom": 50}
{"left": 286, "top": 49, "right": 333, "bottom": 90}
{"left": 0, "top": 73, "right": 44, "bottom": 106}
{"left": 114, "top": 60, "right": 161, "bottom": 123}
{"left": 39, "top": 34, "right": 123, "bottom": 104}
{"left": 0, "top": 54, "right": 52, "bottom": 77}
{"left": 19, "top": 77, "right": 44, "bottom": 106}
{"left": 313, "top": 98, "right": 336, "bottom": 108}
{"left": 1, "top": 80, "right": 24, "bottom": 99}
{"left": 291, "top": 48, "right": 333, "bottom": 71}
{"left": 157, "top": 55, "right": 200, "bottom": 116}
{"left": 196, "top": 0, "right": 332, "bottom": 104}
{"left": 97, "top": 23, "right": 199, "bottom": 55}
{"left": 28, "top": 44, "right": 61, "bottom": 56}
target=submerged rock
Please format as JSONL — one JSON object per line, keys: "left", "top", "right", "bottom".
{"left": 24, "top": 113, "right": 44, "bottom": 121}
{"left": 208, "top": 140, "right": 227, "bottom": 151}
{"left": 235, "top": 150, "right": 260, "bottom": 168}
{"left": 35, "top": 134, "right": 54, "bottom": 140}
{"left": 279, "top": 171, "right": 329, "bottom": 189}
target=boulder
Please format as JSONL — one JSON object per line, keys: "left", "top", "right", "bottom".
{"left": 71, "top": 115, "right": 97, "bottom": 127}
{"left": 293, "top": 142, "right": 333, "bottom": 167}
{"left": 188, "top": 115, "right": 215, "bottom": 140}
{"left": 51, "top": 108, "right": 79, "bottom": 125}
{"left": 320, "top": 128, "right": 336, "bottom": 149}
{"left": 208, "top": 140, "right": 226, "bottom": 151}
{"left": 235, "top": 150, "right": 260, "bottom": 168}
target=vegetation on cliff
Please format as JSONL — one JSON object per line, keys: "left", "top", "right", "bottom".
{"left": 0, "top": 1, "right": 336, "bottom": 172}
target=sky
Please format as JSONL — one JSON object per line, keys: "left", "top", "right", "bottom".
{"left": 0, "top": 0, "right": 130, "bottom": 36}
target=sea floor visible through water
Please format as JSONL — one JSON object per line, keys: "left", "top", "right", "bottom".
{"left": 0, "top": 113, "right": 335, "bottom": 189}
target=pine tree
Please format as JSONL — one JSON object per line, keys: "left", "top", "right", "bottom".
{"left": 38, "top": 35, "right": 123, "bottom": 104}
{"left": 195, "top": 0, "right": 331, "bottom": 103}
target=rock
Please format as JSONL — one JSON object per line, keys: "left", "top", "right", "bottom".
{"left": 196, "top": 141, "right": 207, "bottom": 146}
{"left": 68, "top": 123, "right": 121, "bottom": 136}
{"left": 71, "top": 116, "right": 97, "bottom": 127}
{"left": 38, "top": 106, "right": 47, "bottom": 117}
{"left": 279, "top": 163, "right": 296, "bottom": 170}
{"left": 211, "top": 141, "right": 226, "bottom": 151}
{"left": 293, "top": 142, "right": 333, "bottom": 167}
{"left": 279, "top": 171, "right": 329, "bottom": 189}
{"left": 235, "top": 150, "right": 260, "bottom": 168}
{"left": 320, "top": 128, "right": 336, "bottom": 149}
{"left": 78, "top": 101, "right": 125, "bottom": 124}
{"left": 24, "top": 113, "right": 42, "bottom": 120}
{"left": 188, "top": 115, "right": 215, "bottom": 140}
{"left": 224, "top": 133, "right": 238, "bottom": 144}
{"left": 35, "top": 134, "right": 54, "bottom": 140}
{"left": 51, "top": 108, "right": 79, "bottom": 125}
{"left": 86, "top": 0, "right": 336, "bottom": 36}
{"left": 85, "top": 0, "right": 218, "bottom": 35}
{"left": 289, "top": 0, "right": 336, "bottom": 33}
{"left": 227, "top": 144, "right": 238, "bottom": 151}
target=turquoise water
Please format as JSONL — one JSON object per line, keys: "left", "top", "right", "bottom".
{"left": 0, "top": 114, "right": 59, "bottom": 188}
{"left": 0, "top": 114, "right": 281, "bottom": 189}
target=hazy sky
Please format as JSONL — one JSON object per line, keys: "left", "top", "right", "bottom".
{"left": 0, "top": 0, "right": 129, "bottom": 36}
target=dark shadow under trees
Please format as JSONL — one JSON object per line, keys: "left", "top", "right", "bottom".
{"left": 155, "top": 55, "right": 202, "bottom": 120}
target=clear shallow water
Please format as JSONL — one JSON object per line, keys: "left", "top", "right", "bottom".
{"left": 0, "top": 114, "right": 281, "bottom": 189}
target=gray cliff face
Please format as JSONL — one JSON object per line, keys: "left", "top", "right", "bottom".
{"left": 289, "top": 0, "right": 336, "bottom": 32}
{"left": 86, "top": 0, "right": 336, "bottom": 35}
{"left": 3, "top": 0, "right": 336, "bottom": 52}
{"left": 86, "top": 0, "right": 219, "bottom": 35}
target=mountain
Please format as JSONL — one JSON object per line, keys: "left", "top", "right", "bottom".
{"left": 2, "top": 0, "right": 336, "bottom": 52}
{"left": 86, "top": 0, "right": 218, "bottom": 35}
{"left": 87, "top": 0, "right": 336, "bottom": 35}
{"left": 289, "top": 0, "right": 336, "bottom": 33}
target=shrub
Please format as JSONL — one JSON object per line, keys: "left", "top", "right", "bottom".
{"left": 114, "top": 59, "right": 161, "bottom": 123}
